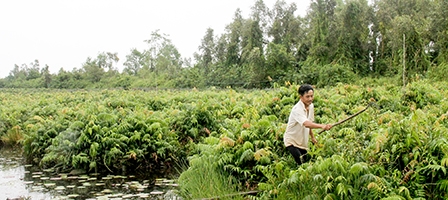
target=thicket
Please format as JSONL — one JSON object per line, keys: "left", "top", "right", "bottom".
{"left": 0, "top": 77, "right": 447, "bottom": 199}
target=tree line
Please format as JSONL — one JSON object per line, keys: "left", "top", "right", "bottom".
{"left": 1, "top": 0, "right": 447, "bottom": 89}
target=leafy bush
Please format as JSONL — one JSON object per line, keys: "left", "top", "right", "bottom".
{"left": 317, "top": 64, "right": 357, "bottom": 87}
{"left": 1, "top": 79, "right": 447, "bottom": 199}
{"left": 298, "top": 63, "right": 356, "bottom": 87}
{"left": 427, "top": 62, "right": 448, "bottom": 82}
{"left": 402, "top": 80, "right": 443, "bottom": 109}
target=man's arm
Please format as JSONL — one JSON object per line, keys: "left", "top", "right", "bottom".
{"left": 310, "top": 129, "right": 318, "bottom": 144}
{"left": 303, "top": 120, "right": 332, "bottom": 130}
{"left": 306, "top": 120, "right": 331, "bottom": 145}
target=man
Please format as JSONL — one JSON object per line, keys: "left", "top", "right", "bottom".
{"left": 284, "top": 84, "right": 332, "bottom": 165}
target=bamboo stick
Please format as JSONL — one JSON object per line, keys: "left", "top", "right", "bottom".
{"left": 316, "top": 103, "right": 372, "bottom": 135}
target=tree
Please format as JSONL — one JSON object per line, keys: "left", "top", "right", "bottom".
{"left": 81, "top": 52, "right": 119, "bottom": 84}
{"left": 4, "top": 60, "right": 42, "bottom": 88}
{"left": 306, "top": 0, "right": 338, "bottom": 65}
{"left": 225, "top": 9, "right": 244, "bottom": 67}
{"left": 143, "top": 30, "right": 173, "bottom": 72}
{"left": 214, "top": 34, "right": 228, "bottom": 66}
{"left": 82, "top": 57, "right": 105, "bottom": 83}
{"left": 388, "top": 16, "right": 430, "bottom": 75}
{"left": 264, "top": 1, "right": 302, "bottom": 83}
{"left": 237, "top": 1, "right": 269, "bottom": 87}
{"left": 251, "top": 0, "right": 270, "bottom": 35}
{"left": 155, "top": 41, "right": 182, "bottom": 79}
{"left": 26, "top": 59, "right": 42, "bottom": 80}
{"left": 265, "top": 42, "right": 295, "bottom": 81}
{"left": 8, "top": 64, "right": 26, "bottom": 80}
{"left": 206, "top": 34, "right": 228, "bottom": 87}
{"left": 241, "top": 19, "right": 264, "bottom": 64}
{"left": 429, "top": 0, "right": 448, "bottom": 63}
{"left": 128, "top": 30, "right": 184, "bottom": 88}
{"left": 97, "top": 52, "right": 119, "bottom": 71}
{"left": 197, "top": 28, "right": 216, "bottom": 76}
{"left": 268, "top": 0, "right": 300, "bottom": 51}
{"left": 123, "top": 48, "right": 146, "bottom": 75}
{"left": 41, "top": 64, "right": 52, "bottom": 88}
{"left": 51, "top": 68, "right": 73, "bottom": 89}
{"left": 372, "top": 0, "right": 432, "bottom": 76}
{"left": 334, "top": 0, "right": 372, "bottom": 76}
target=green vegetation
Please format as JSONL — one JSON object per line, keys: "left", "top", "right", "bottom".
{"left": 1, "top": 0, "right": 448, "bottom": 199}
{"left": 177, "top": 144, "right": 241, "bottom": 200}
{"left": 1, "top": 77, "right": 447, "bottom": 199}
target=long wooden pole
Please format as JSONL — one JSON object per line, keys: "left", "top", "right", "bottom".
{"left": 316, "top": 103, "right": 372, "bottom": 135}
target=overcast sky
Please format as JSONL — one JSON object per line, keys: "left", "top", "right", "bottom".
{"left": 0, "top": 0, "right": 310, "bottom": 78}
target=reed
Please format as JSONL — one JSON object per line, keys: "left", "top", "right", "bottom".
{"left": 177, "top": 153, "right": 244, "bottom": 200}
{"left": 1, "top": 125, "right": 24, "bottom": 146}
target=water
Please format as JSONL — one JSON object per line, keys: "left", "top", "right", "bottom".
{"left": 0, "top": 148, "right": 181, "bottom": 200}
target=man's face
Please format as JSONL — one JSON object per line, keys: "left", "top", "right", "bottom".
{"left": 300, "top": 90, "right": 314, "bottom": 107}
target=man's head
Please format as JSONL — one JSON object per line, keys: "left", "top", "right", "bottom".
{"left": 298, "top": 84, "right": 314, "bottom": 107}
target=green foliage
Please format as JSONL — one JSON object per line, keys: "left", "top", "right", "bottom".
{"left": 0, "top": 125, "right": 24, "bottom": 146}
{"left": 317, "top": 64, "right": 357, "bottom": 87}
{"left": 334, "top": 0, "right": 372, "bottom": 76}
{"left": 2, "top": 89, "right": 182, "bottom": 174}
{"left": 1, "top": 78, "right": 447, "bottom": 199}
{"left": 427, "top": 62, "right": 448, "bottom": 82}
{"left": 402, "top": 80, "right": 443, "bottom": 109}
{"left": 177, "top": 146, "right": 241, "bottom": 199}
{"left": 298, "top": 63, "right": 356, "bottom": 87}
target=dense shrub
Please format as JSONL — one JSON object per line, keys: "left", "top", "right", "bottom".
{"left": 1, "top": 79, "right": 447, "bottom": 199}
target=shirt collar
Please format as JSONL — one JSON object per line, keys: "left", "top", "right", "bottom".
{"left": 299, "top": 100, "right": 313, "bottom": 110}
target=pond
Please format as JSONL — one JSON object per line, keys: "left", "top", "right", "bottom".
{"left": 0, "top": 147, "right": 181, "bottom": 199}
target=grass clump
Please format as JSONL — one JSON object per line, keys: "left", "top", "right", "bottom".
{"left": 1, "top": 125, "right": 24, "bottom": 147}
{"left": 177, "top": 144, "right": 244, "bottom": 200}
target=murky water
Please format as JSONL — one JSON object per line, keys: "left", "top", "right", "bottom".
{"left": 0, "top": 148, "right": 181, "bottom": 200}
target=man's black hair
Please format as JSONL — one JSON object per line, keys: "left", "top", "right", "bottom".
{"left": 298, "top": 84, "right": 314, "bottom": 96}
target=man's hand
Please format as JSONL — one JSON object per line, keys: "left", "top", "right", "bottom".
{"left": 311, "top": 137, "right": 318, "bottom": 145}
{"left": 322, "top": 124, "right": 332, "bottom": 130}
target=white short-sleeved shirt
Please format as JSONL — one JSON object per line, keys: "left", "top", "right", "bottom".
{"left": 283, "top": 100, "right": 314, "bottom": 150}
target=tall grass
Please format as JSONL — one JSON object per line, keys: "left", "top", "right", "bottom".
{"left": 177, "top": 147, "right": 245, "bottom": 200}
{"left": 1, "top": 125, "right": 24, "bottom": 146}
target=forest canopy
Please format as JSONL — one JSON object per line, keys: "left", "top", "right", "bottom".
{"left": 1, "top": 0, "right": 447, "bottom": 89}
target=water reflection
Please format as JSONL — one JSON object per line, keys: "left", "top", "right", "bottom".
{"left": 0, "top": 148, "right": 180, "bottom": 199}
{"left": 0, "top": 147, "right": 50, "bottom": 199}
